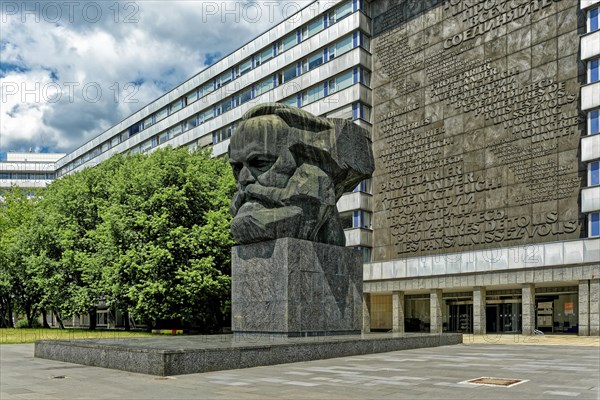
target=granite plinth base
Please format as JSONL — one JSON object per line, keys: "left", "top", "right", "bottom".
{"left": 231, "top": 238, "right": 362, "bottom": 336}
{"left": 34, "top": 333, "right": 463, "bottom": 376}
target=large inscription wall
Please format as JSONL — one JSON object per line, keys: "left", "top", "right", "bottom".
{"left": 371, "top": 0, "right": 585, "bottom": 260}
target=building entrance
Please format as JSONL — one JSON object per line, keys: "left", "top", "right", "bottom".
{"left": 486, "top": 303, "right": 522, "bottom": 333}
{"left": 447, "top": 303, "right": 473, "bottom": 333}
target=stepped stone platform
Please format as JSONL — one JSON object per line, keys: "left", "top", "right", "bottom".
{"left": 35, "top": 332, "right": 462, "bottom": 376}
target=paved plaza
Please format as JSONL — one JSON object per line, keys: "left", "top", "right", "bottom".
{"left": 1, "top": 336, "right": 599, "bottom": 399}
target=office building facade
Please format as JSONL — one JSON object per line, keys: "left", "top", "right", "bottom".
{"left": 1, "top": 0, "right": 599, "bottom": 335}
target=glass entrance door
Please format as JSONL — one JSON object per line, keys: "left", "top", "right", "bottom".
{"left": 486, "top": 303, "right": 522, "bottom": 333}
{"left": 448, "top": 304, "right": 473, "bottom": 333}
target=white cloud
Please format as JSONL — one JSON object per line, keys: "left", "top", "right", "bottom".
{"left": 0, "top": 0, "right": 304, "bottom": 154}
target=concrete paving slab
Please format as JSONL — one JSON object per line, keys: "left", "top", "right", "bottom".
{"left": 1, "top": 340, "right": 599, "bottom": 400}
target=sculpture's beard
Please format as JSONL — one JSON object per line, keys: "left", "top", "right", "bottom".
{"left": 230, "top": 164, "right": 346, "bottom": 246}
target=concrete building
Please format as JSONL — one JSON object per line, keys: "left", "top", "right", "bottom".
{"left": 2, "top": 0, "right": 599, "bottom": 335}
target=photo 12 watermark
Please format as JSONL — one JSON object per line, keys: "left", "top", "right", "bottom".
{"left": 1, "top": 81, "right": 140, "bottom": 104}
{"left": 1, "top": 1, "right": 139, "bottom": 24}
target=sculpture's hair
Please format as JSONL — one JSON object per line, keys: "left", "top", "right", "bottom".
{"left": 240, "top": 103, "right": 375, "bottom": 196}
{"left": 242, "top": 103, "right": 333, "bottom": 133}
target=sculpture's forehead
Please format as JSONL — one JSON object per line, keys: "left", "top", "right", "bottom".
{"left": 229, "top": 116, "right": 290, "bottom": 161}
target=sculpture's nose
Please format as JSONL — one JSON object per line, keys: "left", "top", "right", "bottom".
{"left": 238, "top": 166, "right": 256, "bottom": 186}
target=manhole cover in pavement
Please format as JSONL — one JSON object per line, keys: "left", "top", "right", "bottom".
{"left": 461, "top": 377, "right": 528, "bottom": 387}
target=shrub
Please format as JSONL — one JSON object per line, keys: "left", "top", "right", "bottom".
{"left": 15, "top": 319, "right": 43, "bottom": 329}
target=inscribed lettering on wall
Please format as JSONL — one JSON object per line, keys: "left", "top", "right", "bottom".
{"left": 371, "top": 0, "right": 584, "bottom": 260}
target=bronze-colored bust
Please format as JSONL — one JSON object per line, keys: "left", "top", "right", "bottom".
{"left": 228, "top": 103, "right": 374, "bottom": 246}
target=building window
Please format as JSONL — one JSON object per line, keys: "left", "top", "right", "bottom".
{"left": 590, "top": 109, "right": 600, "bottom": 135}
{"left": 254, "top": 77, "right": 274, "bottom": 97}
{"left": 140, "top": 139, "right": 153, "bottom": 154}
{"left": 169, "top": 123, "right": 183, "bottom": 139}
{"left": 279, "top": 64, "right": 298, "bottom": 84}
{"left": 143, "top": 116, "right": 153, "bottom": 129}
{"left": 158, "top": 131, "right": 169, "bottom": 144}
{"left": 589, "top": 7, "right": 599, "bottom": 32}
{"left": 329, "top": 0, "right": 353, "bottom": 24}
{"left": 353, "top": 179, "right": 372, "bottom": 194}
{"left": 199, "top": 108, "right": 214, "bottom": 124}
{"left": 216, "top": 99, "right": 232, "bottom": 116}
{"left": 155, "top": 107, "right": 168, "bottom": 122}
{"left": 97, "top": 311, "right": 108, "bottom": 326}
{"left": 590, "top": 213, "right": 600, "bottom": 237}
{"left": 353, "top": 210, "right": 371, "bottom": 229}
{"left": 235, "top": 88, "right": 252, "bottom": 107}
{"left": 237, "top": 59, "right": 252, "bottom": 77}
{"left": 199, "top": 82, "right": 214, "bottom": 98}
{"left": 329, "top": 35, "right": 353, "bottom": 60}
{"left": 186, "top": 90, "right": 199, "bottom": 105}
{"left": 355, "top": 246, "right": 372, "bottom": 263}
{"left": 212, "top": 124, "right": 236, "bottom": 144}
{"left": 302, "top": 84, "right": 325, "bottom": 105}
{"left": 590, "top": 162, "right": 600, "bottom": 186}
{"left": 303, "top": 51, "right": 324, "bottom": 73}
{"left": 170, "top": 99, "right": 183, "bottom": 114}
{"left": 589, "top": 59, "right": 599, "bottom": 83}
{"left": 278, "top": 96, "right": 298, "bottom": 108}
{"left": 255, "top": 47, "right": 273, "bottom": 67}
{"left": 185, "top": 115, "right": 199, "bottom": 131}
{"left": 302, "top": 18, "right": 323, "bottom": 40}
{"left": 278, "top": 33, "right": 297, "bottom": 53}
{"left": 329, "top": 70, "right": 354, "bottom": 93}
{"left": 360, "top": 33, "right": 371, "bottom": 52}
{"left": 216, "top": 70, "right": 232, "bottom": 88}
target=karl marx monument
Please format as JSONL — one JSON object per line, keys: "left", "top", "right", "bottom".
{"left": 229, "top": 103, "right": 375, "bottom": 336}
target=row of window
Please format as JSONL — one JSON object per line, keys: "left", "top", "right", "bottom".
{"left": 280, "top": 67, "right": 371, "bottom": 109}
{"left": 0, "top": 172, "right": 55, "bottom": 180}
{"left": 574, "top": 5, "right": 596, "bottom": 243}
{"left": 58, "top": 30, "right": 370, "bottom": 175}
{"left": 130, "top": 98, "right": 371, "bottom": 160}
{"left": 58, "top": 0, "right": 364, "bottom": 175}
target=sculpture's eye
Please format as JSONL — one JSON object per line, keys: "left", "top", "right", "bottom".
{"left": 248, "top": 157, "right": 275, "bottom": 173}
{"left": 231, "top": 162, "right": 243, "bottom": 178}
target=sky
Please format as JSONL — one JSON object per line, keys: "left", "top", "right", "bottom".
{"left": 0, "top": 0, "right": 307, "bottom": 156}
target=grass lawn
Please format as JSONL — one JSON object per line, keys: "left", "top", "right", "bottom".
{"left": 0, "top": 328, "right": 153, "bottom": 344}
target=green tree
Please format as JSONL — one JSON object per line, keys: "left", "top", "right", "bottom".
{"left": 0, "top": 188, "right": 40, "bottom": 327}
{"left": 98, "top": 148, "right": 235, "bottom": 330}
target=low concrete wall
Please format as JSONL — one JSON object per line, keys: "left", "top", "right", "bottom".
{"left": 35, "top": 333, "right": 462, "bottom": 376}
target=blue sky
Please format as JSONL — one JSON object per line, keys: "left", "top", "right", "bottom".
{"left": 0, "top": 1, "right": 302, "bottom": 154}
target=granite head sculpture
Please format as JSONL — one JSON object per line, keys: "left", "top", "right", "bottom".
{"left": 228, "top": 103, "right": 375, "bottom": 246}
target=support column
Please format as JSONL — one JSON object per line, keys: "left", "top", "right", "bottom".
{"left": 473, "top": 286, "right": 486, "bottom": 335}
{"left": 430, "top": 289, "right": 443, "bottom": 334}
{"left": 579, "top": 280, "right": 590, "bottom": 336}
{"left": 521, "top": 283, "right": 535, "bottom": 335}
{"left": 362, "top": 293, "right": 371, "bottom": 333}
{"left": 590, "top": 279, "right": 599, "bottom": 336}
{"left": 392, "top": 291, "right": 405, "bottom": 334}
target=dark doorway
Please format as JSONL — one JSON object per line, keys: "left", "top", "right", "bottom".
{"left": 448, "top": 304, "right": 473, "bottom": 333}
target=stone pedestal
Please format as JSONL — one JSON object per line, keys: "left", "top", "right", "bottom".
{"left": 231, "top": 238, "right": 363, "bottom": 337}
